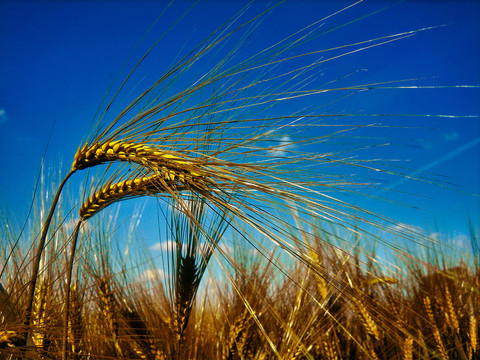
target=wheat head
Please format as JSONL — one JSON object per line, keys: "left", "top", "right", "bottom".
{"left": 79, "top": 173, "right": 195, "bottom": 221}
{"left": 72, "top": 141, "right": 202, "bottom": 174}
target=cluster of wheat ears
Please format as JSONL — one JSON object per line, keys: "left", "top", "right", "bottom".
{"left": 0, "top": 2, "right": 478, "bottom": 360}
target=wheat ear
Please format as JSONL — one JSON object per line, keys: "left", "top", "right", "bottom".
{"left": 72, "top": 141, "right": 199, "bottom": 173}
{"left": 423, "top": 296, "right": 448, "bottom": 360}
{"left": 469, "top": 313, "right": 477, "bottom": 359}
{"left": 97, "top": 277, "right": 124, "bottom": 357}
{"left": 79, "top": 173, "right": 196, "bottom": 221}
{"left": 121, "top": 303, "right": 158, "bottom": 360}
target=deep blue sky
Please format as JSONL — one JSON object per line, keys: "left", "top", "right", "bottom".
{"left": 1, "top": 1, "right": 479, "bottom": 246}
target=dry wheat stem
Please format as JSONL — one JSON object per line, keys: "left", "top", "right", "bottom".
{"left": 63, "top": 220, "right": 82, "bottom": 360}
{"left": 25, "top": 169, "right": 75, "bottom": 345}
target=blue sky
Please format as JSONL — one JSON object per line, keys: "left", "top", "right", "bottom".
{"left": 0, "top": 1, "right": 479, "bottom": 249}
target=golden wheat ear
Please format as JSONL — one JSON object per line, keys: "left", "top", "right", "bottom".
{"left": 72, "top": 140, "right": 201, "bottom": 173}
{"left": 78, "top": 171, "right": 205, "bottom": 221}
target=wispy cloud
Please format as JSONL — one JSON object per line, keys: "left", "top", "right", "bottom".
{"left": 443, "top": 132, "right": 460, "bottom": 141}
{"left": 269, "top": 135, "right": 293, "bottom": 157}
{"left": 376, "top": 136, "right": 480, "bottom": 195}
{"left": 138, "top": 268, "right": 166, "bottom": 282}
{"left": 389, "top": 222, "right": 424, "bottom": 234}
{"left": 149, "top": 240, "right": 186, "bottom": 252}
{"left": 0, "top": 109, "right": 8, "bottom": 125}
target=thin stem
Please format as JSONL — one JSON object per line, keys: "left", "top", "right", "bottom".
{"left": 63, "top": 220, "right": 82, "bottom": 360}
{"left": 24, "top": 169, "right": 75, "bottom": 342}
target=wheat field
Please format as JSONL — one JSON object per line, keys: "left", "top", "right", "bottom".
{"left": 0, "top": 1, "right": 478, "bottom": 359}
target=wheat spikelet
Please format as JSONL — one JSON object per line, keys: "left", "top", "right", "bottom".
{"left": 353, "top": 299, "right": 380, "bottom": 342}
{"left": 174, "top": 254, "right": 198, "bottom": 343}
{"left": 120, "top": 302, "right": 159, "bottom": 360}
{"left": 67, "top": 283, "right": 84, "bottom": 360}
{"left": 322, "top": 338, "right": 339, "bottom": 360}
{"left": 96, "top": 277, "right": 124, "bottom": 358}
{"left": 423, "top": 296, "right": 448, "bottom": 360}
{"left": 222, "top": 310, "right": 251, "bottom": 360}
{"left": 79, "top": 173, "right": 193, "bottom": 221}
{"left": 308, "top": 250, "right": 330, "bottom": 300}
{"left": 444, "top": 287, "right": 460, "bottom": 333}
{"left": 403, "top": 337, "right": 413, "bottom": 360}
{"left": 31, "top": 277, "right": 47, "bottom": 349}
{"left": 469, "top": 314, "right": 478, "bottom": 359}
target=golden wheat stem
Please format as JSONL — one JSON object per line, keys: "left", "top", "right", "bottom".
{"left": 63, "top": 220, "right": 82, "bottom": 360}
{"left": 25, "top": 169, "right": 75, "bottom": 344}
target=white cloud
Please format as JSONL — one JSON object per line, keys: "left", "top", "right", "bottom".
{"left": 150, "top": 240, "right": 173, "bottom": 252}
{"left": 61, "top": 218, "right": 91, "bottom": 234}
{"left": 0, "top": 109, "right": 7, "bottom": 124}
{"left": 269, "top": 135, "right": 293, "bottom": 157}
{"left": 443, "top": 132, "right": 460, "bottom": 141}
{"left": 450, "top": 234, "right": 470, "bottom": 250}
{"left": 216, "top": 242, "right": 233, "bottom": 256}
{"left": 138, "top": 268, "right": 166, "bottom": 282}
{"left": 389, "top": 222, "right": 424, "bottom": 235}
{"left": 149, "top": 240, "right": 186, "bottom": 252}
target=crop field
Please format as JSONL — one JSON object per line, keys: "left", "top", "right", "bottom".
{"left": 0, "top": 1, "right": 478, "bottom": 359}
